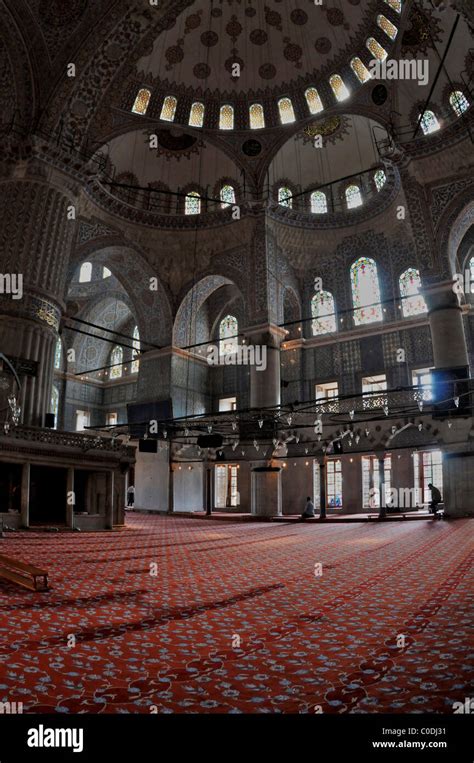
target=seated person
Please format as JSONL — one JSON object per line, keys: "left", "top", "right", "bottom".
{"left": 301, "top": 496, "right": 315, "bottom": 520}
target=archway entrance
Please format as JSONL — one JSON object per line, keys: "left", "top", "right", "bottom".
{"left": 29, "top": 466, "right": 67, "bottom": 525}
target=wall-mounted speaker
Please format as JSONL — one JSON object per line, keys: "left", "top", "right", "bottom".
{"left": 197, "top": 434, "right": 224, "bottom": 449}
{"left": 45, "top": 413, "right": 55, "bottom": 429}
{"left": 371, "top": 84, "right": 388, "bottom": 106}
{"left": 138, "top": 438, "right": 158, "bottom": 453}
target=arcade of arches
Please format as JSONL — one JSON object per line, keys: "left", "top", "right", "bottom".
{"left": 0, "top": 0, "right": 473, "bottom": 720}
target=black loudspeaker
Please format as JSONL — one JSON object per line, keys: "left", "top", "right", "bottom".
{"left": 45, "top": 413, "right": 55, "bottom": 429}
{"left": 431, "top": 366, "right": 471, "bottom": 418}
{"left": 333, "top": 439, "right": 344, "bottom": 455}
{"left": 138, "top": 438, "right": 158, "bottom": 453}
{"left": 197, "top": 434, "right": 224, "bottom": 449}
{"left": 372, "top": 84, "right": 388, "bottom": 106}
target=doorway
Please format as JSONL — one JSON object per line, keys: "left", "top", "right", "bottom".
{"left": 29, "top": 466, "right": 68, "bottom": 525}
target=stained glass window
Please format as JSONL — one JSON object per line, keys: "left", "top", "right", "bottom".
{"left": 160, "top": 95, "right": 177, "bottom": 122}
{"left": 219, "top": 315, "right": 238, "bottom": 355}
{"left": 79, "top": 262, "right": 92, "bottom": 283}
{"left": 311, "top": 291, "right": 336, "bottom": 335}
{"left": 399, "top": 268, "right": 427, "bottom": 317}
{"left": 54, "top": 338, "right": 62, "bottom": 370}
{"left": 449, "top": 90, "right": 470, "bottom": 117}
{"left": 249, "top": 103, "right": 265, "bottom": 129}
{"left": 377, "top": 14, "right": 398, "bottom": 40}
{"left": 374, "top": 169, "right": 387, "bottom": 191}
{"left": 220, "top": 184, "right": 236, "bottom": 208}
{"left": 366, "top": 37, "right": 388, "bottom": 61}
{"left": 189, "top": 102, "right": 205, "bottom": 127}
{"left": 185, "top": 191, "right": 201, "bottom": 215}
{"left": 419, "top": 110, "right": 440, "bottom": 135}
{"left": 219, "top": 104, "right": 234, "bottom": 130}
{"left": 350, "top": 57, "right": 371, "bottom": 84}
{"left": 351, "top": 257, "right": 383, "bottom": 325}
{"left": 329, "top": 74, "right": 350, "bottom": 102}
{"left": 50, "top": 386, "right": 59, "bottom": 428}
{"left": 384, "top": 0, "right": 402, "bottom": 13}
{"left": 310, "top": 190, "right": 327, "bottom": 214}
{"left": 131, "top": 326, "right": 140, "bottom": 374}
{"left": 278, "top": 97, "right": 296, "bottom": 124}
{"left": 278, "top": 187, "right": 293, "bottom": 208}
{"left": 110, "top": 346, "right": 123, "bottom": 379}
{"left": 132, "top": 88, "right": 151, "bottom": 115}
{"left": 305, "top": 87, "right": 324, "bottom": 115}
{"left": 103, "top": 266, "right": 112, "bottom": 279}
{"left": 345, "top": 184, "right": 363, "bottom": 209}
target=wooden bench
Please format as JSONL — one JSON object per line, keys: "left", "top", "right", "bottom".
{"left": 0, "top": 553, "right": 49, "bottom": 591}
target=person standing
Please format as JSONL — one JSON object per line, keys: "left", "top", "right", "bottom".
{"left": 428, "top": 483, "right": 442, "bottom": 517}
{"left": 127, "top": 484, "right": 135, "bottom": 508}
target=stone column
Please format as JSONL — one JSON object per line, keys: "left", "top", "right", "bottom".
{"left": 377, "top": 455, "right": 386, "bottom": 519}
{"left": 422, "top": 280, "right": 469, "bottom": 369}
{"left": 251, "top": 465, "right": 282, "bottom": 517}
{"left": 0, "top": 175, "right": 76, "bottom": 426}
{"left": 105, "top": 471, "right": 114, "bottom": 529}
{"left": 20, "top": 461, "right": 30, "bottom": 528}
{"left": 245, "top": 325, "right": 286, "bottom": 409}
{"left": 319, "top": 461, "right": 326, "bottom": 519}
{"left": 66, "top": 467, "right": 74, "bottom": 528}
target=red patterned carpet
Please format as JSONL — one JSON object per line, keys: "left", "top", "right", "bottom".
{"left": 0, "top": 515, "right": 472, "bottom": 714}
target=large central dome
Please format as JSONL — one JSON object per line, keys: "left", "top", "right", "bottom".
{"left": 136, "top": 0, "right": 377, "bottom": 99}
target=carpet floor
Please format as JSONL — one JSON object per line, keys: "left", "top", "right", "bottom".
{"left": 0, "top": 514, "right": 472, "bottom": 714}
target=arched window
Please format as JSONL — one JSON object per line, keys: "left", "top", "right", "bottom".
{"left": 185, "top": 191, "right": 201, "bottom": 215}
{"left": 366, "top": 37, "right": 388, "bottom": 61}
{"left": 350, "top": 58, "right": 371, "bottom": 84}
{"left": 351, "top": 257, "right": 383, "bottom": 325}
{"left": 103, "top": 266, "right": 112, "bottom": 279}
{"left": 220, "top": 184, "right": 236, "bottom": 208}
{"left": 449, "top": 90, "right": 470, "bottom": 117}
{"left": 470, "top": 255, "right": 474, "bottom": 286}
{"left": 419, "top": 110, "right": 440, "bottom": 135}
{"left": 278, "top": 187, "right": 293, "bottom": 208}
{"left": 374, "top": 169, "right": 387, "bottom": 191}
{"left": 249, "top": 103, "right": 265, "bottom": 129}
{"left": 79, "top": 262, "right": 92, "bottom": 283}
{"left": 54, "top": 338, "right": 62, "bottom": 370}
{"left": 219, "top": 315, "right": 238, "bottom": 355}
{"left": 189, "top": 102, "right": 205, "bottom": 127}
{"left": 160, "top": 95, "right": 177, "bottom": 122}
{"left": 132, "top": 88, "right": 151, "bottom": 115}
{"left": 110, "top": 346, "right": 123, "bottom": 379}
{"left": 312, "top": 291, "right": 336, "bottom": 335}
{"left": 131, "top": 326, "right": 140, "bottom": 374}
{"left": 345, "top": 184, "right": 363, "bottom": 209}
{"left": 50, "top": 386, "right": 59, "bottom": 428}
{"left": 385, "top": 0, "right": 402, "bottom": 13}
{"left": 278, "top": 97, "right": 296, "bottom": 124}
{"left": 219, "top": 104, "right": 234, "bottom": 130}
{"left": 399, "top": 268, "right": 427, "bottom": 317}
{"left": 377, "top": 14, "right": 398, "bottom": 40}
{"left": 305, "top": 87, "right": 324, "bottom": 115}
{"left": 310, "top": 190, "right": 327, "bottom": 214}
{"left": 329, "top": 74, "right": 350, "bottom": 102}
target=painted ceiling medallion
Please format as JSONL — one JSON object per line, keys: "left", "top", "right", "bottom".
{"left": 401, "top": 7, "right": 443, "bottom": 57}
{"left": 297, "top": 116, "right": 350, "bottom": 145}
{"left": 39, "top": 0, "right": 86, "bottom": 28}
{"left": 152, "top": 129, "right": 203, "bottom": 161}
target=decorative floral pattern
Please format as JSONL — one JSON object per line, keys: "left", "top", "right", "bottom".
{"left": 0, "top": 516, "right": 471, "bottom": 714}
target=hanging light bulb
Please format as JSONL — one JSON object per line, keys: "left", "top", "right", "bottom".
{"left": 207, "top": 424, "right": 213, "bottom": 433}
{"left": 163, "top": 429, "right": 167, "bottom": 439}
{"left": 447, "top": 420, "right": 452, "bottom": 428}
{"left": 391, "top": 425, "right": 396, "bottom": 434}
{"left": 355, "top": 434, "right": 360, "bottom": 444}
{"left": 317, "top": 434, "right": 322, "bottom": 442}
{"left": 349, "top": 410, "right": 354, "bottom": 420}
{"left": 258, "top": 418, "right": 263, "bottom": 429}
{"left": 232, "top": 441, "right": 238, "bottom": 451}
{"left": 184, "top": 427, "right": 189, "bottom": 437}
{"left": 295, "top": 435, "right": 300, "bottom": 444}
{"left": 287, "top": 414, "right": 292, "bottom": 425}
{"left": 418, "top": 423, "right": 423, "bottom": 431}
{"left": 383, "top": 405, "right": 389, "bottom": 416}
{"left": 305, "top": 447, "right": 308, "bottom": 454}
{"left": 365, "top": 428, "right": 370, "bottom": 437}
{"left": 272, "top": 438, "right": 277, "bottom": 447}
{"left": 349, "top": 430, "right": 354, "bottom": 439}
{"left": 232, "top": 420, "right": 237, "bottom": 431}
{"left": 241, "top": 450, "right": 245, "bottom": 456}
{"left": 454, "top": 396, "right": 460, "bottom": 408}
{"left": 418, "top": 400, "right": 423, "bottom": 412}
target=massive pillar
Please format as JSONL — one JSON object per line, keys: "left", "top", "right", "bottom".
{"left": 0, "top": 172, "right": 77, "bottom": 427}
{"left": 423, "top": 280, "right": 469, "bottom": 370}
{"left": 251, "top": 464, "right": 282, "bottom": 517}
